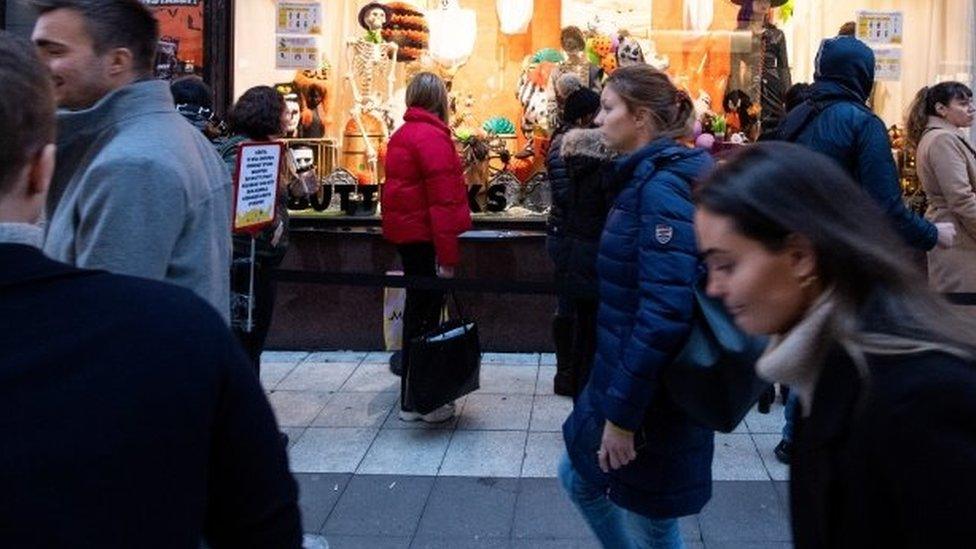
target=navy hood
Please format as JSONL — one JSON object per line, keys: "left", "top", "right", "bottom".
{"left": 813, "top": 36, "right": 875, "bottom": 102}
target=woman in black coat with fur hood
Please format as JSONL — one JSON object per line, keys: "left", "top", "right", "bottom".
{"left": 547, "top": 75, "right": 616, "bottom": 397}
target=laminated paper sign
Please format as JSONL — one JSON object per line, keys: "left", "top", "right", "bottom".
{"left": 234, "top": 142, "right": 284, "bottom": 235}
{"left": 873, "top": 48, "right": 903, "bottom": 81}
{"left": 276, "top": 36, "right": 319, "bottom": 69}
{"left": 277, "top": 1, "right": 322, "bottom": 34}
{"left": 856, "top": 11, "right": 903, "bottom": 45}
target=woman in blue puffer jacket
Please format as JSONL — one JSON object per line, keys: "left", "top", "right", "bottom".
{"left": 559, "top": 64, "right": 715, "bottom": 549}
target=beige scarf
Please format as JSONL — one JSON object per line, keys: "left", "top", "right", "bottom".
{"left": 755, "top": 292, "right": 836, "bottom": 417}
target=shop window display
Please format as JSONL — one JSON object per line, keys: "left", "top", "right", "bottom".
{"left": 221, "top": 0, "right": 974, "bottom": 222}
{"left": 144, "top": 0, "right": 205, "bottom": 80}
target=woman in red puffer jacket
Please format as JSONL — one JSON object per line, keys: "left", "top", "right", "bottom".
{"left": 382, "top": 72, "right": 472, "bottom": 423}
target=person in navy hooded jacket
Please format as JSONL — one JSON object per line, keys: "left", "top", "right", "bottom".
{"left": 777, "top": 35, "right": 955, "bottom": 252}
{"left": 559, "top": 64, "right": 715, "bottom": 548}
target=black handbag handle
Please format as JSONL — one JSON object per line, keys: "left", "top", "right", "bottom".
{"left": 447, "top": 291, "right": 468, "bottom": 322}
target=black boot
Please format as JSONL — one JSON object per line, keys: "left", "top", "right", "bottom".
{"left": 757, "top": 384, "right": 775, "bottom": 414}
{"left": 552, "top": 316, "right": 576, "bottom": 397}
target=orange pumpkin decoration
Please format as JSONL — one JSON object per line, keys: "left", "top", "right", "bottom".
{"left": 591, "top": 35, "right": 613, "bottom": 58}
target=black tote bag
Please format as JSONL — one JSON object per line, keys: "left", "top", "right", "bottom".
{"left": 663, "top": 281, "right": 770, "bottom": 433}
{"left": 404, "top": 294, "right": 481, "bottom": 415}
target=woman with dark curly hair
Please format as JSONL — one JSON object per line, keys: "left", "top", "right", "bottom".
{"left": 217, "top": 86, "right": 296, "bottom": 372}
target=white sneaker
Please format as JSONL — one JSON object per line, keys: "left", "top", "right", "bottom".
{"left": 399, "top": 402, "right": 455, "bottom": 423}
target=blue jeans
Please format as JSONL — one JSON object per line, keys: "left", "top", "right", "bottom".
{"left": 558, "top": 453, "right": 684, "bottom": 549}
{"left": 782, "top": 392, "right": 798, "bottom": 442}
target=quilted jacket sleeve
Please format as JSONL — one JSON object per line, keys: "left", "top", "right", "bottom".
{"left": 603, "top": 172, "right": 699, "bottom": 432}
{"left": 856, "top": 116, "right": 938, "bottom": 250}
{"left": 416, "top": 131, "right": 471, "bottom": 266}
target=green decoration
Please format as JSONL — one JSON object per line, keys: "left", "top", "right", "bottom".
{"left": 531, "top": 48, "right": 566, "bottom": 64}
{"left": 779, "top": 0, "right": 795, "bottom": 22}
{"left": 482, "top": 116, "right": 516, "bottom": 135}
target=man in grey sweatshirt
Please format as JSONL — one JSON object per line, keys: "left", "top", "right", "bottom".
{"left": 33, "top": 0, "right": 231, "bottom": 322}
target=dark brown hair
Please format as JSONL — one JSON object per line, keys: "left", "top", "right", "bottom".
{"left": 604, "top": 64, "right": 694, "bottom": 139}
{"left": 905, "top": 82, "right": 973, "bottom": 149}
{"left": 229, "top": 86, "right": 286, "bottom": 141}
{"left": 405, "top": 72, "right": 450, "bottom": 124}
{"left": 0, "top": 32, "right": 55, "bottom": 196}
{"left": 696, "top": 142, "right": 975, "bottom": 355}
{"left": 32, "top": 0, "right": 159, "bottom": 74}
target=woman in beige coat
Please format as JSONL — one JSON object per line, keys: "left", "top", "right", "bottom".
{"left": 908, "top": 82, "right": 976, "bottom": 313}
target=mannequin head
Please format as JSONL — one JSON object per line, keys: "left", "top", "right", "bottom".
{"left": 292, "top": 146, "right": 315, "bottom": 172}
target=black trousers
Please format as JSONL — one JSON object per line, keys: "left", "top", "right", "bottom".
{"left": 231, "top": 259, "right": 278, "bottom": 374}
{"left": 397, "top": 242, "right": 444, "bottom": 410}
{"left": 572, "top": 298, "right": 598, "bottom": 394}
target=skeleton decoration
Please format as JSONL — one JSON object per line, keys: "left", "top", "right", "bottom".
{"left": 344, "top": 2, "right": 398, "bottom": 184}
{"left": 616, "top": 36, "right": 645, "bottom": 68}
{"left": 516, "top": 60, "right": 558, "bottom": 136}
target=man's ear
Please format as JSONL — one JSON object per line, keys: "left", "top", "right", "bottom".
{"left": 106, "top": 47, "right": 136, "bottom": 78}
{"left": 28, "top": 144, "right": 56, "bottom": 198}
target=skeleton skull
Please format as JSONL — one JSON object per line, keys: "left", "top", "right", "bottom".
{"left": 364, "top": 7, "right": 387, "bottom": 31}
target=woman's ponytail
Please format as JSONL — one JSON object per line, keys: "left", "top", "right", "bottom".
{"left": 905, "top": 86, "right": 931, "bottom": 151}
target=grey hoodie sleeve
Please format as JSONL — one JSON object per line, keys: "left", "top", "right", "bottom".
{"left": 73, "top": 159, "right": 187, "bottom": 278}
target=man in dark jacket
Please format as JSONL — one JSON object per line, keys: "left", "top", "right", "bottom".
{"left": 778, "top": 36, "right": 954, "bottom": 251}
{"left": 0, "top": 32, "right": 302, "bottom": 548}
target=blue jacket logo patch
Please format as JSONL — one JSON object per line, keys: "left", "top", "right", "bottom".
{"left": 655, "top": 224, "right": 674, "bottom": 245}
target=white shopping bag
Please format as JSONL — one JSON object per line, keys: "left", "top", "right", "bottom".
{"left": 383, "top": 271, "right": 405, "bottom": 351}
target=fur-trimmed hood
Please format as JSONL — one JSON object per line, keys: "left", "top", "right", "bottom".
{"left": 561, "top": 128, "right": 614, "bottom": 161}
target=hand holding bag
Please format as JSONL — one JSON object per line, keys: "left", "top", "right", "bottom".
{"left": 663, "top": 279, "right": 769, "bottom": 433}
{"left": 404, "top": 293, "right": 481, "bottom": 415}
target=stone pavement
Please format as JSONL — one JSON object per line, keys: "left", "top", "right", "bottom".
{"left": 263, "top": 351, "right": 793, "bottom": 549}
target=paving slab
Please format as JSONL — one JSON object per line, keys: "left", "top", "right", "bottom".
{"left": 289, "top": 427, "right": 378, "bottom": 473}
{"left": 478, "top": 365, "right": 539, "bottom": 395}
{"left": 752, "top": 434, "right": 790, "bottom": 482}
{"left": 440, "top": 431, "right": 528, "bottom": 478}
{"left": 513, "top": 478, "right": 594, "bottom": 540}
{"left": 261, "top": 351, "right": 310, "bottom": 363}
{"left": 521, "top": 432, "right": 565, "bottom": 478}
{"left": 481, "top": 353, "right": 540, "bottom": 366}
{"left": 261, "top": 360, "right": 301, "bottom": 390}
{"left": 530, "top": 395, "right": 574, "bottom": 432}
{"left": 341, "top": 363, "right": 401, "bottom": 393}
{"left": 357, "top": 429, "right": 453, "bottom": 476}
{"left": 323, "top": 475, "right": 435, "bottom": 537}
{"left": 311, "top": 392, "right": 398, "bottom": 429}
{"left": 306, "top": 351, "right": 369, "bottom": 363}
{"left": 277, "top": 361, "right": 359, "bottom": 392}
{"left": 414, "top": 477, "right": 519, "bottom": 539}
{"left": 699, "top": 482, "right": 792, "bottom": 543}
{"left": 268, "top": 391, "right": 333, "bottom": 428}
{"left": 457, "top": 394, "right": 533, "bottom": 431}
{"left": 325, "top": 536, "right": 411, "bottom": 549}
{"left": 712, "top": 434, "right": 768, "bottom": 481}
{"left": 294, "top": 472, "right": 352, "bottom": 533}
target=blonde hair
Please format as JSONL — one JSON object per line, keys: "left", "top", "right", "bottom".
{"left": 406, "top": 72, "right": 450, "bottom": 124}
{"left": 605, "top": 64, "right": 694, "bottom": 140}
